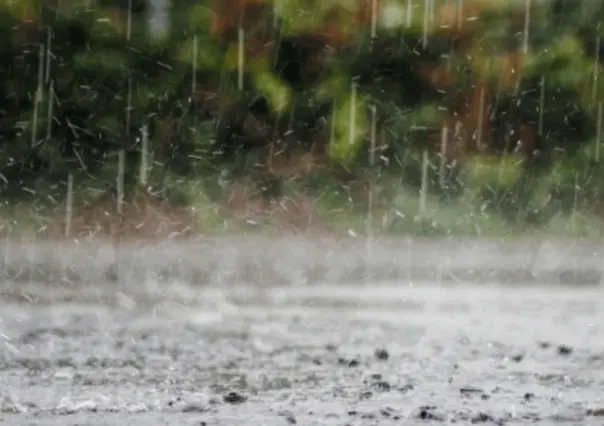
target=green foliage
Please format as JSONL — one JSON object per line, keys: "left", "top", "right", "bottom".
{"left": 1, "top": 0, "right": 604, "bottom": 233}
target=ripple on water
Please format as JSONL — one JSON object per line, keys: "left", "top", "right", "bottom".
{"left": 0, "top": 282, "right": 603, "bottom": 425}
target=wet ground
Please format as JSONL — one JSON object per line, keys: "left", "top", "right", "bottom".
{"left": 1, "top": 240, "right": 604, "bottom": 425}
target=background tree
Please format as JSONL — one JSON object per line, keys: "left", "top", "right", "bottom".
{"left": 0, "top": 0, "right": 603, "bottom": 230}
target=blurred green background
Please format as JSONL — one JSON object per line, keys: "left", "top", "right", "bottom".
{"left": 1, "top": 0, "right": 604, "bottom": 238}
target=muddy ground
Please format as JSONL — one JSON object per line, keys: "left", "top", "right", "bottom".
{"left": 1, "top": 239, "right": 604, "bottom": 425}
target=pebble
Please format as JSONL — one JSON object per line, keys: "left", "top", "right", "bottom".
{"left": 224, "top": 391, "right": 247, "bottom": 404}
{"left": 374, "top": 348, "right": 389, "bottom": 361}
{"left": 557, "top": 345, "right": 573, "bottom": 356}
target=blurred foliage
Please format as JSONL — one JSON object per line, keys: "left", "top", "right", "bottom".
{"left": 1, "top": 0, "right": 604, "bottom": 227}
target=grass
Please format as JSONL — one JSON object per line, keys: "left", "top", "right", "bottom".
{"left": 1, "top": 169, "right": 604, "bottom": 240}
{"left": 310, "top": 188, "right": 603, "bottom": 240}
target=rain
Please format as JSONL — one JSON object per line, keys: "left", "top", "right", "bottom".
{"left": 1, "top": 0, "right": 604, "bottom": 424}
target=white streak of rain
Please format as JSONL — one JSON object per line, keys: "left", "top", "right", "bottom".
{"left": 32, "top": 44, "right": 44, "bottom": 147}
{"left": 439, "top": 124, "right": 448, "bottom": 189}
{"left": 419, "top": 150, "right": 429, "bottom": 218}
{"left": 140, "top": 124, "right": 150, "bottom": 186}
{"left": 238, "top": 27, "right": 245, "bottom": 91}
{"left": 349, "top": 81, "right": 357, "bottom": 147}
{"left": 65, "top": 173, "right": 74, "bottom": 238}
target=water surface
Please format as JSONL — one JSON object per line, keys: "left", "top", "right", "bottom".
{"left": 1, "top": 277, "right": 603, "bottom": 425}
